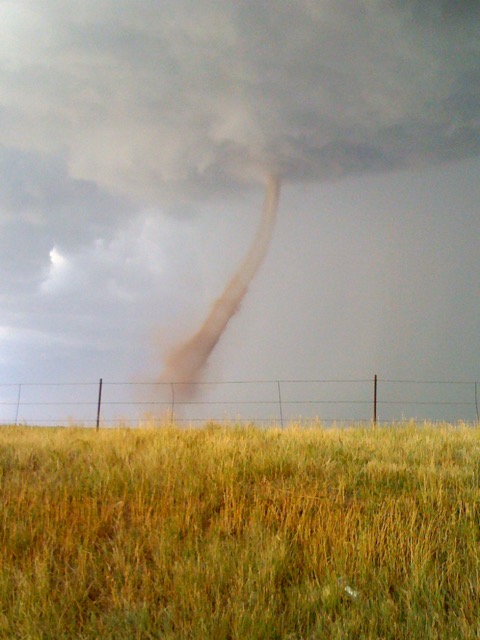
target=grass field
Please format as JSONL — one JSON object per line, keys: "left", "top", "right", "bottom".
{"left": 0, "top": 421, "right": 479, "bottom": 639}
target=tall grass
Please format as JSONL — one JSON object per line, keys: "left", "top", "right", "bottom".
{"left": 0, "top": 422, "right": 479, "bottom": 638}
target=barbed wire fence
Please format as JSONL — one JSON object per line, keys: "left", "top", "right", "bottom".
{"left": 0, "top": 376, "right": 479, "bottom": 428}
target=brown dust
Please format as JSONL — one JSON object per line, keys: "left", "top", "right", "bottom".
{"left": 159, "top": 174, "right": 281, "bottom": 398}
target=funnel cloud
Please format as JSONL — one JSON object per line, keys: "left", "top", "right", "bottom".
{"left": 160, "top": 175, "right": 280, "bottom": 394}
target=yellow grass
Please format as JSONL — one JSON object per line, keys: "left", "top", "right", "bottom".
{"left": 0, "top": 421, "right": 479, "bottom": 638}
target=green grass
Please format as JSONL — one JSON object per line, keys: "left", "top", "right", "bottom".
{"left": 0, "top": 421, "right": 479, "bottom": 638}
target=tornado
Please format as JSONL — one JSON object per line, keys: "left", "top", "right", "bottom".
{"left": 160, "top": 174, "right": 281, "bottom": 397}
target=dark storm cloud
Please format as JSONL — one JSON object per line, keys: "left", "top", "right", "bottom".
{"left": 0, "top": 1, "right": 478, "bottom": 202}
{"left": 1, "top": 1, "right": 479, "bottom": 393}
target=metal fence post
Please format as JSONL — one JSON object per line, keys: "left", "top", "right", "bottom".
{"left": 170, "top": 382, "right": 175, "bottom": 423}
{"left": 475, "top": 381, "right": 479, "bottom": 423}
{"left": 14, "top": 383, "right": 22, "bottom": 426}
{"left": 96, "top": 378, "right": 103, "bottom": 430}
{"left": 277, "top": 381, "right": 284, "bottom": 427}
{"left": 373, "top": 374, "right": 377, "bottom": 427}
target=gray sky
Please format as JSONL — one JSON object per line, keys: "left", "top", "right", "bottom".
{"left": 1, "top": 1, "right": 479, "bottom": 423}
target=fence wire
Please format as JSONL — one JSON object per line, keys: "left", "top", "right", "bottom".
{"left": 0, "top": 377, "right": 478, "bottom": 427}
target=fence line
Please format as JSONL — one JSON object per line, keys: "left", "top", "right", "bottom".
{"left": 0, "top": 376, "right": 479, "bottom": 427}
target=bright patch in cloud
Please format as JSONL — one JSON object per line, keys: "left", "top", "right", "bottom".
{"left": 40, "top": 246, "right": 71, "bottom": 293}
{"left": 49, "top": 247, "right": 66, "bottom": 268}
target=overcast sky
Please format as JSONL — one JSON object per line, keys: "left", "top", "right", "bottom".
{"left": 1, "top": 1, "right": 479, "bottom": 423}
